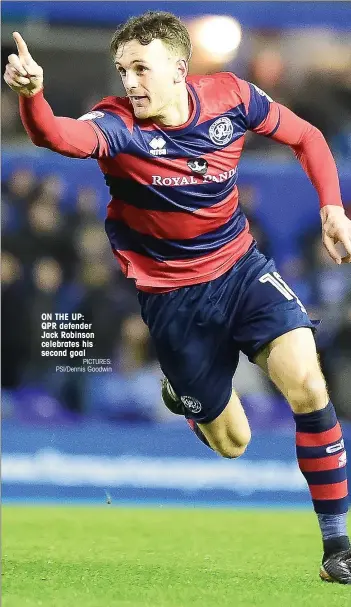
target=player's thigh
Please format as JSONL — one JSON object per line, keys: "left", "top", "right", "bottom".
{"left": 197, "top": 388, "right": 251, "bottom": 456}
{"left": 228, "top": 251, "right": 322, "bottom": 408}
{"left": 232, "top": 254, "right": 317, "bottom": 363}
{"left": 138, "top": 285, "right": 239, "bottom": 424}
{"left": 253, "top": 327, "right": 328, "bottom": 412}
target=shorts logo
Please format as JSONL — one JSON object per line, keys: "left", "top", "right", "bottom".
{"left": 181, "top": 396, "right": 202, "bottom": 414}
{"left": 209, "top": 117, "right": 233, "bottom": 146}
{"left": 187, "top": 158, "right": 208, "bottom": 176}
{"left": 78, "top": 111, "right": 105, "bottom": 120}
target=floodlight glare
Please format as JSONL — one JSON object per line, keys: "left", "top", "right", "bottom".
{"left": 196, "top": 16, "right": 242, "bottom": 56}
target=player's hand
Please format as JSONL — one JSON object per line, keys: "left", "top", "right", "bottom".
{"left": 320, "top": 205, "right": 351, "bottom": 264}
{"left": 3, "top": 32, "right": 43, "bottom": 97}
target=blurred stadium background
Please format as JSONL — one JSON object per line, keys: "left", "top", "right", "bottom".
{"left": 2, "top": 1, "right": 351, "bottom": 507}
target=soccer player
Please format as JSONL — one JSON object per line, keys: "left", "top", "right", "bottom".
{"left": 4, "top": 11, "right": 351, "bottom": 584}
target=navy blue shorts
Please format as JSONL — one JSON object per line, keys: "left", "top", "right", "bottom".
{"left": 137, "top": 244, "right": 317, "bottom": 424}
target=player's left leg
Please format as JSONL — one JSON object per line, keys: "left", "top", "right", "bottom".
{"left": 254, "top": 327, "right": 351, "bottom": 584}
{"left": 162, "top": 379, "right": 251, "bottom": 458}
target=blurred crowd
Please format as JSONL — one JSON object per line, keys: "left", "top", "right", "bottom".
{"left": 238, "top": 30, "right": 351, "bottom": 158}
{"left": 2, "top": 166, "right": 351, "bottom": 425}
{"left": 2, "top": 167, "right": 164, "bottom": 423}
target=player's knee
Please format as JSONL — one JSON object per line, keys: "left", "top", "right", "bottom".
{"left": 213, "top": 432, "right": 251, "bottom": 459}
{"left": 216, "top": 442, "right": 248, "bottom": 459}
{"left": 287, "top": 368, "right": 328, "bottom": 413}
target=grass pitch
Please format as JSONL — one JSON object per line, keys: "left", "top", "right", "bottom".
{"left": 2, "top": 506, "right": 350, "bottom": 606}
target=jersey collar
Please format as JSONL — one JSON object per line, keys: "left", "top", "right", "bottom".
{"left": 141, "top": 83, "right": 200, "bottom": 136}
{"left": 159, "top": 83, "right": 200, "bottom": 136}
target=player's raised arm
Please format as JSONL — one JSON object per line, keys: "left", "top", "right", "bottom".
{"left": 3, "top": 32, "right": 104, "bottom": 159}
{"left": 237, "top": 76, "right": 351, "bottom": 265}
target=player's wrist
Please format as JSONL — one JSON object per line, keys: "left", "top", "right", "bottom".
{"left": 320, "top": 204, "right": 345, "bottom": 222}
{"left": 19, "top": 86, "right": 44, "bottom": 98}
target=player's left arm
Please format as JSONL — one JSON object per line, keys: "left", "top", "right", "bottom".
{"left": 238, "top": 78, "right": 351, "bottom": 264}
{"left": 269, "top": 103, "right": 351, "bottom": 264}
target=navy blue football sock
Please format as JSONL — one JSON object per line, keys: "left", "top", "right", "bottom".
{"left": 294, "top": 401, "right": 349, "bottom": 556}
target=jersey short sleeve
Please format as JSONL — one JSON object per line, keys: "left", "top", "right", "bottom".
{"left": 246, "top": 83, "right": 272, "bottom": 129}
{"left": 78, "top": 98, "right": 133, "bottom": 157}
{"left": 231, "top": 75, "right": 280, "bottom": 137}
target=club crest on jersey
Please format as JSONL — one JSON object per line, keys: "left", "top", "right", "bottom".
{"left": 149, "top": 136, "right": 167, "bottom": 156}
{"left": 180, "top": 396, "right": 202, "bottom": 414}
{"left": 78, "top": 111, "right": 105, "bottom": 120}
{"left": 187, "top": 158, "right": 208, "bottom": 176}
{"left": 209, "top": 117, "right": 233, "bottom": 146}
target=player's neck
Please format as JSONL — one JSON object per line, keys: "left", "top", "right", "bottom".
{"left": 153, "top": 85, "right": 191, "bottom": 128}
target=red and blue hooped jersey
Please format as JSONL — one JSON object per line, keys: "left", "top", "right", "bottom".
{"left": 85, "top": 72, "right": 280, "bottom": 291}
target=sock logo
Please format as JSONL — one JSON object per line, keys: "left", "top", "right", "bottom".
{"left": 338, "top": 452, "right": 347, "bottom": 468}
{"left": 326, "top": 439, "right": 344, "bottom": 454}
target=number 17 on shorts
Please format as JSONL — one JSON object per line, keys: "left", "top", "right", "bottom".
{"left": 259, "top": 271, "right": 307, "bottom": 313}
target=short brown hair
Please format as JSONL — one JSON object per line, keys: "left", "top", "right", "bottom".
{"left": 110, "top": 11, "right": 192, "bottom": 62}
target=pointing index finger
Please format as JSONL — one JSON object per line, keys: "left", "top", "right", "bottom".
{"left": 13, "top": 32, "right": 31, "bottom": 62}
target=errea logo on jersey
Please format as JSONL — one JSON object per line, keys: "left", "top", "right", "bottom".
{"left": 149, "top": 136, "right": 167, "bottom": 156}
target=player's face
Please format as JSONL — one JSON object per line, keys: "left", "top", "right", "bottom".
{"left": 114, "top": 39, "right": 185, "bottom": 120}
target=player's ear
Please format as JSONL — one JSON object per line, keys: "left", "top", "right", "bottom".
{"left": 174, "top": 59, "right": 187, "bottom": 83}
